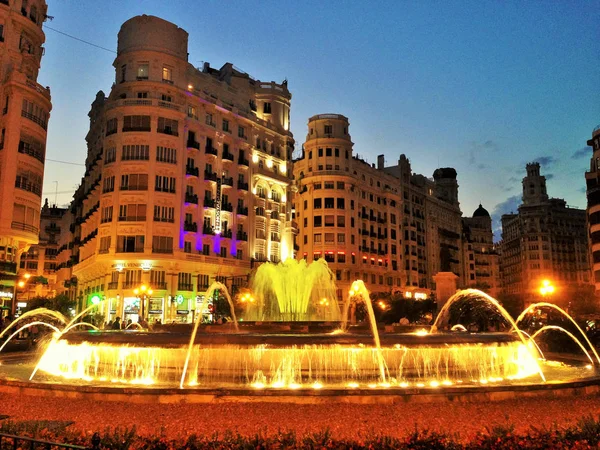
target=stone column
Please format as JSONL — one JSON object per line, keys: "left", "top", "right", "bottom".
{"left": 433, "top": 272, "right": 459, "bottom": 312}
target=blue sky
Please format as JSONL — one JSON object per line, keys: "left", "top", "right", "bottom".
{"left": 38, "top": 1, "right": 599, "bottom": 239}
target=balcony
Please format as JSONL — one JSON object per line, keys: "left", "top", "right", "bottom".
{"left": 185, "top": 193, "right": 198, "bottom": 204}
{"left": 223, "top": 151, "right": 234, "bottom": 161}
{"left": 45, "top": 225, "right": 60, "bottom": 233}
{"left": 122, "top": 126, "right": 151, "bottom": 132}
{"left": 11, "top": 221, "right": 38, "bottom": 234}
{"left": 222, "top": 229, "right": 233, "bottom": 239}
{"left": 361, "top": 229, "right": 369, "bottom": 236}
{"left": 238, "top": 157, "right": 249, "bottom": 166}
{"left": 222, "top": 176, "right": 233, "bottom": 186}
{"left": 158, "top": 127, "right": 178, "bottom": 136}
{"left": 204, "top": 198, "right": 215, "bottom": 208}
{"left": 18, "top": 141, "right": 44, "bottom": 164}
{"left": 15, "top": 178, "right": 41, "bottom": 196}
{"left": 370, "top": 232, "right": 377, "bottom": 238}
{"left": 237, "top": 206, "right": 248, "bottom": 216}
{"left": 204, "top": 171, "right": 218, "bottom": 182}
{"left": 271, "top": 234, "right": 281, "bottom": 243}
{"left": 369, "top": 215, "right": 377, "bottom": 222}
{"left": 118, "top": 216, "right": 146, "bottom": 222}
{"left": 187, "top": 140, "right": 200, "bottom": 150}
{"left": 0, "top": 261, "right": 17, "bottom": 274}
{"left": 184, "top": 222, "right": 198, "bottom": 232}
{"left": 107, "top": 282, "right": 118, "bottom": 290}
{"left": 203, "top": 225, "right": 215, "bottom": 235}
{"left": 270, "top": 211, "right": 280, "bottom": 220}
{"left": 152, "top": 248, "right": 173, "bottom": 254}
{"left": 238, "top": 181, "right": 248, "bottom": 191}
{"left": 186, "top": 166, "right": 199, "bottom": 177}
{"left": 205, "top": 146, "right": 218, "bottom": 156}
{"left": 236, "top": 231, "right": 248, "bottom": 241}
{"left": 178, "top": 283, "right": 194, "bottom": 291}
{"left": 154, "top": 282, "right": 168, "bottom": 290}
{"left": 222, "top": 202, "right": 233, "bottom": 212}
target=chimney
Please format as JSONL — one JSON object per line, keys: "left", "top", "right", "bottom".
{"left": 377, "top": 155, "right": 385, "bottom": 170}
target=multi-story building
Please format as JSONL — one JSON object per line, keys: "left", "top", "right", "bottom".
{"left": 60, "top": 15, "right": 294, "bottom": 323}
{"left": 501, "top": 163, "right": 590, "bottom": 302}
{"left": 293, "top": 113, "right": 466, "bottom": 302}
{"left": 461, "top": 204, "right": 499, "bottom": 297}
{"left": 585, "top": 125, "right": 600, "bottom": 294}
{"left": 0, "top": 0, "right": 51, "bottom": 316}
{"left": 17, "top": 199, "right": 67, "bottom": 304}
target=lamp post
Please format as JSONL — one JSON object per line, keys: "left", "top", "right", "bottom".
{"left": 133, "top": 284, "right": 153, "bottom": 321}
{"left": 539, "top": 279, "right": 556, "bottom": 298}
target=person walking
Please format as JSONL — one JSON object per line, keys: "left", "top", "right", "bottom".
{"left": 111, "top": 317, "right": 122, "bottom": 330}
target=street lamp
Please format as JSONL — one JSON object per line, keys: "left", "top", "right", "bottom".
{"left": 539, "top": 279, "right": 555, "bottom": 297}
{"left": 133, "top": 284, "right": 153, "bottom": 320}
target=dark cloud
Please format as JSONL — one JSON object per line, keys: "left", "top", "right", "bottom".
{"left": 490, "top": 195, "right": 521, "bottom": 242}
{"left": 508, "top": 176, "right": 520, "bottom": 184}
{"left": 468, "top": 140, "right": 499, "bottom": 167}
{"left": 572, "top": 146, "right": 591, "bottom": 160}
{"left": 532, "top": 155, "right": 556, "bottom": 167}
{"left": 579, "top": 186, "right": 587, "bottom": 194}
{"left": 545, "top": 173, "right": 554, "bottom": 180}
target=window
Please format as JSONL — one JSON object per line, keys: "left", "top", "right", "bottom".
{"left": 324, "top": 198, "right": 334, "bottom": 209}
{"left": 137, "top": 92, "right": 148, "bottom": 99}
{"left": 123, "top": 115, "right": 150, "bottom": 132}
{"left": 118, "top": 204, "right": 146, "bottom": 222}
{"left": 0, "top": 25, "right": 5, "bottom": 43}
{"left": 335, "top": 148, "right": 339, "bottom": 157}
{"left": 238, "top": 126, "right": 245, "bottom": 138}
{"left": 162, "top": 66, "right": 173, "bottom": 83}
{"left": 120, "top": 65, "right": 126, "bottom": 83}
{"left": 117, "top": 235, "right": 145, "bottom": 253}
{"left": 337, "top": 216, "right": 345, "bottom": 227}
{"left": 324, "top": 125, "right": 332, "bottom": 134}
{"left": 303, "top": 200, "right": 308, "bottom": 210}
{"left": 21, "top": 99, "right": 48, "bottom": 129}
{"left": 105, "top": 147, "right": 116, "bottom": 164}
{"left": 137, "top": 63, "right": 149, "bottom": 80}
{"left": 101, "top": 206, "right": 113, "bottom": 223}
{"left": 324, "top": 182, "right": 334, "bottom": 189}
{"left": 153, "top": 205, "right": 175, "bottom": 223}
{"left": 318, "top": 148, "right": 323, "bottom": 157}
{"left": 152, "top": 236, "right": 173, "bottom": 253}
{"left": 337, "top": 182, "right": 345, "bottom": 189}
{"left": 102, "top": 176, "right": 115, "bottom": 193}
{"left": 120, "top": 174, "right": 148, "bottom": 191}
{"left": 326, "top": 148, "right": 332, "bottom": 157}
{"left": 337, "top": 233, "right": 345, "bottom": 243}
{"left": 205, "top": 113, "right": 215, "bottom": 127}
{"left": 156, "top": 146, "right": 177, "bottom": 164}
{"left": 155, "top": 176, "right": 176, "bottom": 193}
{"left": 337, "top": 198, "right": 345, "bottom": 209}
{"left": 263, "top": 102, "right": 271, "bottom": 114}
{"left": 338, "top": 253, "right": 346, "bottom": 263}
{"left": 313, "top": 198, "right": 322, "bottom": 209}
{"left": 325, "top": 233, "right": 335, "bottom": 244}
{"left": 309, "top": 151, "right": 312, "bottom": 160}
{"left": 220, "top": 247, "right": 227, "bottom": 258}
{"left": 325, "top": 215, "right": 335, "bottom": 227}
{"left": 222, "top": 119, "right": 229, "bottom": 132}
{"left": 122, "top": 144, "right": 149, "bottom": 161}
{"left": 314, "top": 216, "right": 322, "bottom": 227}
{"left": 314, "top": 233, "right": 322, "bottom": 243}
{"left": 157, "top": 117, "right": 178, "bottom": 136}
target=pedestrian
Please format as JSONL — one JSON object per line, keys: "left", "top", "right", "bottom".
{"left": 111, "top": 317, "right": 121, "bottom": 330}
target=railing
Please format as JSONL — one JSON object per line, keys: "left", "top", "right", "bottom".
{"left": 0, "top": 432, "right": 93, "bottom": 449}
{"left": 185, "top": 193, "right": 198, "bottom": 204}
{"left": 222, "top": 229, "right": 233, "bottom": 238}
{"left": 203, "top": 226, "right": 215, "bottom": 235}
{"left": 222, "top": 203, "right": 233, "bottom": 212}
{"left": 178, "top": 283, "right": 193, "bottom": 291}
{"left": 18, "top": 141, "right": 44, "bottom": 163}
{"left": 237, "top": 206, "right": 248, "bottom": 216}
{"left": 205, "top": 146, "right": 218, "bottom": 156}
{"left": 152, "top": 248, "right": 173, "bottom": 254}
{"left": 204, "top": 198, "right": 215, "bottom": 208}
{"left": 236, "top": 231, "right": 248, "bottom": 241}
{"left": 158, "top": 127, "right": 178, "bottom": 136}
{"left": 238, "top": 157, "right": 249, "bottom": 166}
{"left": 222, "top": 176, "right": 233, "bottom": 186}
{"left": 154, "top": 281, "right": 168, "bottom": 289}
{"left": 12, "top": 221, "right": 38, "bottom": 234}
{"left": 118, "top": 216, "right": 146, "bottom": 222}
{"left": 238, "top": 181, "right": 248, "bottom": 190}
{"left": 122, "top": 126, "right": 151, "bottom": 132}
{"left": 184, "top": 222, "right": 198, "bottom": 232}
{"left": 204, "top": 171, "right": 218, "bottom": 181}
{"left": 21, "top": 110, "right": 47, "bottom": 130}
{"left": 158, "top": 100, "right": 180, "bottom": 111}
{"left": 187, "top": 140, "right": 200, "bottom": 150}
{"left": 186, "top": 166, "right": 199, "bottom": 177}
{"left": 0, "top": 261, "right": 17, "bottom": 273}
{"left": 223, "top": 152, "right": 234, "bottom": 161}
{"left": 107, "top": 282, "right": 118, "bottom": 289}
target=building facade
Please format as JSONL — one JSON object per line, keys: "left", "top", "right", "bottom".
{"left": 501, "top": 163, "right": 590, "bottom": 302}
{"left": 0, "top": 0, "right": 51, "bottom": 315}
{"left": 586, "top": 125, "right": 600, "bottom": 295}
{"left": 293, "top": 114, "right": 469, "bottom": 302}
{"left": 57, "top": 15, "right": 294, "bottom": 324}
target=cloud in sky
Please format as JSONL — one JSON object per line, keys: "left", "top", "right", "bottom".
{"left": 490, "top": 195, "right": 521, "bottom": 242}
{"left": 468, "top": 140, "right": 498, "bottom": 167}
{"left": 532, "top": 155, "right": 556, "bottom": 167}
{"left": 545, "top": 173, "right": 554, "bottom": 180}
{"left": 572, "top": 146, "right": 591, "bottom": 159}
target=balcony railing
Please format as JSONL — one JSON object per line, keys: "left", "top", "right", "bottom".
{"left": 222, "top": 176, "right": 233, "bottom": 186}
{"left": 18, "top": 141, "right": 44, "bottom": 163}
{"left": 203, "top": 226, "right": 215, "bottom": 235}
{"left": 122, "top": 126, "right": 151, "bottom": 132}
{"left": 237, "top": 206, "right": 248, "bottom": 216}
{"left": 14, "top": 179, "right": 41, "bottom": 196}
{"left": 222, "top": 229, "right": 233, "bottom": 238}
{"left": 238, "top": 181, "right": 248, "bottom": 191}
{"left": 236, "top": 231, "right": 248, "bottom": 241}
{"left": 158, "top": 127, "right": 178, "bottom": 136}
{"left": 223, "top": 151, "right": 234, "bottom": 161}
{"left": 184, "top": 222, "right": 198, "bottom": 232}
{"left": 204, "top": 171, "right": 218, "bottom": 182}
{"left": 204, "top": 198, "right": 215, "bottom": 208}
{"left": 205, "top": 146, "right": 218, "bottom": 156}
{"left": 154, "top": 281, "right": 168, "bottom": 290}
{"left": 21, "top": 110, "right": 48, "bottom": 130}
{"left": 186, "top": 166, "right": 199, "bottom": 177}
{"left": 222, "top": 202, "right": 233, "bottom": 212}
{"left": 178, "top": 283, "right": 193, "bottom": 291}
{"left": 185, "top": 193, "right": 198, "bottom": 204}
{"left": 238, "top": 157, "right": 249, "bottom": 166}
{"left": 118, "top": 216, "right": 146, "bottom": 222}
{"left": 107, "top": 282, "right": 118, "bottom": 290}
{"left": 152, "top": 248, "right": 173, "bottom": 254}
{"left": 187, "top": 140, "right": 200, "bottom": 150}
{"left": 270, "top": 211, "right": 280, "bottom": 220}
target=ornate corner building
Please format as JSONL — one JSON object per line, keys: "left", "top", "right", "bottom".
{"left": 501, "top": 163, "right": 589, "bottom": 301}
{"left": 54, "top": 15, "right": 294, "bottom": 323}
{"left": 0, "top": 0, "right": 51, "bottom": 315}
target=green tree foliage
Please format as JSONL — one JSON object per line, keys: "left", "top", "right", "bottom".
{"left": 24, "top": 294, "right": 76, "bottom": 317}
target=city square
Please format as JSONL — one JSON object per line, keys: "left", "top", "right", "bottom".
{"left": 0, "top": 1, "right": 598, "bottom": 448}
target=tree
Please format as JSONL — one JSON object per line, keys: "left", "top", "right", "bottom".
{"left": 25, "top": 294, "right": 76, "bottom": 317}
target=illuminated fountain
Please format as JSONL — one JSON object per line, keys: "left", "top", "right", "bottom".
{"left": 0, "top": 264, "right": 598, "bottom": 396}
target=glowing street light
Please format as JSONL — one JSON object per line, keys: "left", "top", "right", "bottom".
{"left": 134, "top": 284, "right": 153, "bottom": 320}
{"left": 539, "top": 279, "right": 555, "bottom": 297}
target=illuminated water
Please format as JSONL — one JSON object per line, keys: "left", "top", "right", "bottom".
{"left": 0, "top": 266, "right": 597, "bottom": 391}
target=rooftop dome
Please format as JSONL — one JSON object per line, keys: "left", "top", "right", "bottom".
{"left": 473, "top": 204, "right": 490, "bottom": 218}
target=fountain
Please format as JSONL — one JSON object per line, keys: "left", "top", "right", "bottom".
{"left": 0, "top": 262, "right": 598, "bottom": 402}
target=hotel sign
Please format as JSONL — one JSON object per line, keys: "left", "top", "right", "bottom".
{"left": 0, "top": 291, "right": 13, "bottom": 299}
